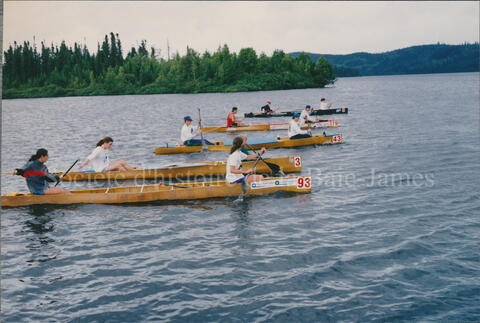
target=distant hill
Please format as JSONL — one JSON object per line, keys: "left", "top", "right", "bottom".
{"left": 290, "top": 43, "right": 479, "bottom": 77}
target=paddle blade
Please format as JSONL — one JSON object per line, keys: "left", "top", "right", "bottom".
{"left": 263, "top": 160, "right": 281, "bottom": 174}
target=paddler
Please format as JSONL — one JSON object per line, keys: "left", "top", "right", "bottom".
{"left": 288, "top": 113, "right": 312, "bottom": 140}
{"left": 239, "top": 134, "right": 267, "bottom": 156}
{"left": 299, "top": 105, "right": 320, "bottom": 126}
{"left": 261, "top": 101, "right": 274, "bottom": 113}
{"left": 78, "top": 136, "right": 135, "bottom": 172}
{"left": 12, "top": 148, "right": 71, "bottom": 195}
{"left": 318, "top": 98, "right": 333, "bottom": 110}
{"left": 180, "top": 116, "right": 213, "bottom": 146}
{"left": 227, "top": 107, "right": 247, "bottom": 127}
{"left": 226, "top": 136, "right": 265, "bottom": 184}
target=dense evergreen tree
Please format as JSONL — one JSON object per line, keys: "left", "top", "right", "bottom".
{"left": 2, "top": 33, "right": 337, "bottom": 99}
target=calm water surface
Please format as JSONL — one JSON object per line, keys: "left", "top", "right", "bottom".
{"left": 2, "top": 73, "right": 479, "bottom": 322}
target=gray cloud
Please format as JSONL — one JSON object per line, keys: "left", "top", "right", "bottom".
{"left": 3, "top": 1, "right": 479, "bottom": 56}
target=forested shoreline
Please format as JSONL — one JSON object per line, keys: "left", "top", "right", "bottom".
{"left": 2, "top": 33, "right": 336, "bottom": 99}
{"left": 294, "top": 43, "right": 480, "bottom": 77}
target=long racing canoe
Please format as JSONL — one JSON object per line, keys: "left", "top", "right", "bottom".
{"left": 201, "top": 120, "right": 338, "bottom": 133}
{"left": 55, "top": 156, "right": 302, "bottom": 181}
{"left": 1, "top": 176, "right": 312, "bottom": 207}
{"left": 154, "top": 134, "right": 343, "bottom": 155}
{"left": 244, "top": 107, "right": 348, "bottom": 118}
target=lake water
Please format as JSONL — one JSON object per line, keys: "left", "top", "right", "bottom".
{"left": 1, "top": 73, "right": 479, "bottom": 322}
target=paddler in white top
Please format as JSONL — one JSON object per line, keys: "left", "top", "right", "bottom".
{"left": 226, "top": 136, "right": 265, "bottom": 184}
{"left": 318, "top": 98, "right": 333, "bottom": 110}
{"left": 288, "top": 113, "right": 312, "bottom": 140}
{"left": 181, "top": 116, "right": 213, "bottom": 146}
{"left": 299, "top": 105, "right": 320, "bottom": 126}
{"left": 78, "top": 136, "right": 135, "bottom": 172}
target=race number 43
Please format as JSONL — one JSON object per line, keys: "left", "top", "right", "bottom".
{"left": 294, "top": 156, "right": 302, "bottom": 167}
{"left": 297, "top": 176, "right": 311, "bottom": 189}
{"left": 333, "top": 135, "right": 342, "bottom": 143}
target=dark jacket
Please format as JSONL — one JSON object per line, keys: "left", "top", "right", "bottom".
{"left": 16, "top": 160, "right": 59, "bottom": 193}
{"left": 261, "top": 104, "right": 272, "bottom": 112}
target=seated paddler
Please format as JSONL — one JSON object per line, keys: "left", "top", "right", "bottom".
{"left": 299, "top": 105, "right": 320, "bottom": 126}
{"left": 78, "top": 136, "right": 135, "bottom": 172}
{"left": 227, "top": 107, "right": 247, "bottom": 127}
{"left": 181, "top": 116, "right": 213, "bottom": 146}
{"left": 261, "top": 101, "right": 274, "bottom": 113}
{"left": 12, "top": 148, "right": 71, "bottom": 195}
{"left": 226, "top": 136, "right": 265, "bottom": 184}
{"left": 288, "top": 113, "right": 312, "bottom": 140}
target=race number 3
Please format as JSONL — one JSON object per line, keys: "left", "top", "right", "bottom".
{"left": 297, "top": 176, "right": 311, "bottom": 189}
{"left": 294, "top": 156, "right": 302, "bottom": 167}
{"left": 333, "top": 135, "right": 342, "bottom": 143}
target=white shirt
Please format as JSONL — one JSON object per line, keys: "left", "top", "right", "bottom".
{"left": 181, "top": 123, "right": 198, "bottom": 142}
{"left": 299, "top": 110, "right": 316, "bottom": 126}
{"left": 86, "top": 146, "right": 110, "bottom": 172}
{"left": 288, "top": 119, "right": 309, "bottom": 138}
{"left": 319, "top": 101, "right": 330, "bottom": 110}
{"left": 226, "top": 150, "right": 247, "bottom": 183}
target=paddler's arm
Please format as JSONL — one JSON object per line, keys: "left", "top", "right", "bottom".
{"left": 12, "top": 168, "right": 24, "bottom": 176}
{"left": 229, "top": 165, "right": 254, "bottom": 175}
{"left": 45, "top": 173, "right": 60, "bottom": 182}
{"left": 244, "top": 147, "right": 267, "bottom": 160}
{"left": 78, "top": 159, "right": 89, "bottom": 170}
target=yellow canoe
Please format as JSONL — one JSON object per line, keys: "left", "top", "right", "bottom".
{"left": 1, "top": 176, "right": 312, "bottom": 207}
{"left": 55, "top": 156, "right": 302, "bottom": 181}
{"left": 154, "top": 134, "right": 343, "bottom": 155}
{"left": 201, "top": 120, "right": 338, "bottom": 133}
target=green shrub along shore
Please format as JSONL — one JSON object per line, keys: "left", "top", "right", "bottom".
{"left": 2, "top": 33, "right": 336, "bottom": 99}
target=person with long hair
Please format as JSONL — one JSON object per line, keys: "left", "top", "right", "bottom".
{"left": 12, "top": 148, "right": 70, "bottom": 195}
{"left": 226, "top": 136, "right": 265, "bottom": 184}
{"left": 78, "top": 136, "right": 134, "bottom": 172}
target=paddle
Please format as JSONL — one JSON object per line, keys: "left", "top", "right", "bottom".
{"left": 198, "top": 108, "right": 206, "bottom": 151}
{"left": 159, "top": 182, "right": 189, "bottom": 189}
{"left": 244, "top": 143, "right": 282, "bottom": 175}
{"left": 240, "top": 152, "right": 263, "bottom": 196}
{"left": 55, "top": 158, "right": 80, "bottom": 187}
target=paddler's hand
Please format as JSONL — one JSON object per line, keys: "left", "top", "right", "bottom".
{"left": 259, "top": 147, "right": 267, "bottom": 155}
{"left": 243, "top": 168, "right": 254, "bottom": 175}
{"left": 12, "top": 170, "right": 17, "bottom": 175}
{"left": 307, "top": 128, "right": 312, "bottom": 133}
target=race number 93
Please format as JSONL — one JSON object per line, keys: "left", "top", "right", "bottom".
{"left": 297, "top": 176, "right": 311, "bottom": 189}
{"left": 294, "top": 156, "right": 302, "bottom": 167}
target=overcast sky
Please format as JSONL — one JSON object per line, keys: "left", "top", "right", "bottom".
{"left": 3, "top": 1, "right": 479, "bottom": 57}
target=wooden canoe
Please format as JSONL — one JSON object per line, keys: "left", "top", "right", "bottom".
{"left": 55, "top": 156, "right": 303, "bottom": 181}
{"left": 154, "top": 134, "right": 343, "bottom": 155}
{"left": 244, "top": 107, "right": 348, "bottom": 118}
{"left": 201, "top": 120, "right": 338, "bottom": 133}
{"left": 1, "top": 176, "right": 312, "bottom": 207}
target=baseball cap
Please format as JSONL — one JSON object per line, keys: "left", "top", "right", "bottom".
{"left": 184, "top": 116, "right": 192, "bottom": 121}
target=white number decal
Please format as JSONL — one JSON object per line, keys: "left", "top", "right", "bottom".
{"left": 297, "top": 176, "right": 311, "bottom": 189}
{"left": 333, "top": 135, "right": 342, "bottom": 143}
{"left": 294, "top": 156, "right": 302, "bottom": 167}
